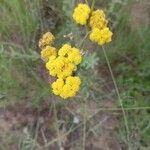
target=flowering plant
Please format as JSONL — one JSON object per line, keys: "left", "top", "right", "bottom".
{"left": 38, "top": 1, "right": 113, "bottom": 100}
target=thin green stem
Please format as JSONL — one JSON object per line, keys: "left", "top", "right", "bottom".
{"left": 91, "top": 0, "right": 95, "bottom": 11}
{"left": 83, "top": 102, "right": 86, "bottom": 150}
{"left": 53, "top": 103, "right": 62, "bottom": 149}
{"left": 31, "top": 118, "right": 40, "bottom": 150}
{"left": 79, "top": 31, "right": 90, "bottom": 48}
{"left": 102, "top": 46, "right": 130, "bottom": 145}
{"left": 85, "top": 0, "right": 89, "bottom": 5}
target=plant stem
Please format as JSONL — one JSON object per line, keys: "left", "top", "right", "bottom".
{"left": 102, "top": 46, "right": 130, "bottom": 145}
{"left": 83, "top": 101, "right": 86, "bottom": 150}
{"left": 91, "top": 0, "right": 95, "bottom": 10}
{"left": 79, "top": 31, "right": 90, "bottom": 48}
{"left": 53, "top": 102, "right": 63, "bottom": 149}
{"left": 85, "top": 0, "right": 89, "bottom": 5}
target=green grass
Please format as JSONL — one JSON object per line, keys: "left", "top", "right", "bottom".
{"left": 0, "top": 0, "right": 63, "bottom": 106}
{"left": 0, "top": 0, "right": 40, "bottom": 48}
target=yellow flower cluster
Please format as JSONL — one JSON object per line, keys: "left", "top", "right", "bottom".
{"left": 39, "top": 32, "right": 82, "bottom": 99}
{"left": 59, "top": 44, "right": 82, "bottom": 65}
{"left": 52, "top": 76, "right": 81, "bottom": 99}
{"left": 39, "top": 32, "right": 55, "bottom": 49}
{"left": 90, "top": 27, "right": 113, "bottom": 45}
{"left": 73, "top": 3, "right": 91, "bottom": 25}
{"left": 39, "top": 32, "right": 56, "bottom": 62}
{"left": 46, "top": 56, "right": 76, "bottom": 79}
{"left": 89, "top": 9, "right": 112, "bottom": 45}
{"left": 41, "top": 46, "right": 57, "bottom": 62}
{"left": 46, "top": 44, "right": 82, "bottom": 79}
{"left": 73, "top": 3, "right": 113, "bottom": 45}
{"left": 89, "top": 9, "right": 108, "bottom": 30}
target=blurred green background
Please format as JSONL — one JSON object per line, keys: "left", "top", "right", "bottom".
{"left": 0, "top": 0, "right": 150, "bottom": 150}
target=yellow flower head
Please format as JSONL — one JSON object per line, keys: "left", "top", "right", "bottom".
{"left": 66, "top": 76, "right": 81, "bottom": 91}
{"left": 90, "top": 27, "right": 113, "bottom": 45}
{"left": 58, "top": 44, "right": 72, "bottom": 57}
{"left": 89, "top": 9, "right": 108, "bottom": 30}
{"left": 59, "top": 76, "right": 81, "bottom": 99}
{"left": 41, "top": 46, "right": 57, "bottom": 62}
{"left": 51, "top": 76, "right": 81, "bottom": 99}
{"left": 73, "top": 3, "right": 91, "bottom": 25}
{"left": 39, "top": 32, "right": 55, "bottom": 49}
{"left": 68, "top": 47, "right": 82, "bottom": 65}
{"left": 52, "top": 78, "right": 64, "bottom": 95}
{"left": 58, "top": 44, "right": 82, "bottom": 65}
{"left": 46, "top": 56, "right": 75, "bottom": 79}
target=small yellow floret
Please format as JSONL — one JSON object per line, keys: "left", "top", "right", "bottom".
{"left": 41, "top": 46, "right": 57, "bottom": 62}
{"left": 60, "top": 84, "right": 76, "bottom": 99}
{"left": 46, "top": 57, "right": 75, "bottom": 79}
{"left": 58, "top": 44, "right": 82, "bottom": 65}
{"left": 89, "top": 9, "right": 108, "bottom": 30}
{"left": 58, "top": 44, "right": 72, "bottom": 57}
{"left": 59, "top": 76, "right": 81, "bottom": 99}
{"left": 52, "top": 78, "right": 64, "bottom": 95}
{"left": 68, "top": 47, "right": 82, "bottom": 65}
{"left": 66, "top": 76, "right": 81, "bottom": 91}
{"left": 39, "top": 32, "right": 55, "bottom": 49}
{"left": 90, "top": 27, "right": 113, "bottom": 45}
{"left": 73, "top": 3, "right": 91, "bottom": 25}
